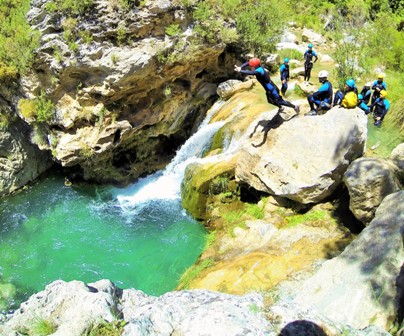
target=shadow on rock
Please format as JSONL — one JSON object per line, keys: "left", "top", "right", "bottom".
{"left": 250, "top": 112, "right": 297, "bottom": 148}
{"left": 278, "top": 320, "right": 328, "bottom": 336}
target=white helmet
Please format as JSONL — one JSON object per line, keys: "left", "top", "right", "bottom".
{"left": 318, "top": 70, "right": 329, "bottom": 78}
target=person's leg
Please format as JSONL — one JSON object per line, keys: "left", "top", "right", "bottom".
{"left": 281, "top": 81, "right": 288, "bottom": 95}
{"left": 266, "top": 91, "right": 281, "bottom": 108}
{"left": 307, "top": 64, "right": 313, "bottom": 82}
{"left": 304, "top": 64, "right": 309, "bottom": 82}
{"left": 307, "top": 94, "right": 315, "bottom": 110}
{"left": 333, "top": 90, "right": 344, "bottom": 106}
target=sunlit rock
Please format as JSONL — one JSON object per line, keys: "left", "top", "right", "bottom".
{"left": 344, "top": 157, "right": 403, "bottom": 224}
{"left": 236, "top": 107, "right": 368, "bottom": 204}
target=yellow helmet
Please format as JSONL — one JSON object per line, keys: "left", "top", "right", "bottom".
{"left": 380, "top": 90, "right": 387, "bottom": 98}
{"left": 377, "top": 73, "right": 384, "bottom": 79}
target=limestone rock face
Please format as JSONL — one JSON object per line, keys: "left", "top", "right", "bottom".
{"left": 0, "top": 119, "right": 52, "bottom": 197}
{"left": 302, "top": 28, "right": 327, "bottom": 46}
{"left": 21, "top": 0, "right": 238, "bottom": 184}
{"left": 0, "top": 280, "right": 270, "bottom": 336}
{"left": 291, "top": 191, "right": 404, "bottom": 330}
{"left": 236, "top": 107, "right": 368, "bottom": 204}
{"left": 344, "top": 157, "right": 403, "bottom": 224}
{"left": 216, "top": 79, "right": 254, "bottom": 100}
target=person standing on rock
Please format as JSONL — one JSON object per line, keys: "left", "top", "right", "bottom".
{"left": 305, "top": 70, "right": 333, "bottom": 116}
{"left": 235, "top": 57, "right": 299, "bottom": 114}
{"left": 333, "top": 79, "right": 358, "bottom": 109}
{"left": 369, "top": 90, "right": 390, "bottom": 127}
{"left": 303, "top": 43, "right": 318, "bottom": 84}
{"left": 279, "top": 58, "right": 290, "bottom": 96}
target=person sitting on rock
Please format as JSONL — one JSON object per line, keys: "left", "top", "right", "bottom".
{"left": 303, "top": 44, "right": 318, "bottom": 84}
{"left": 305, "top": 70, "right": 333, "bottom": 116}
{"left": 360, "top": 82, "right": 372, "bottom": 105}
{"left": 371, "top": 73, "right": 387, "bottom": 108}
{"left": 279, "top": 58, "right": 290, "bottom": 96}
{"left": 333, "top": 79, "right": 358, "bottom": 109}
{"left": 235, "top": 57, "right": 299, "bottom": 114}
{"left": 369, "top": 90, "right": 390, "bottom": 127}
{"left": 357, "top": 94, "right": 370, "bottom": 114}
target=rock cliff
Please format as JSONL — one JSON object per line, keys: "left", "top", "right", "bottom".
{"left": 18, "top": 0, "right": 238, "bottom": 184}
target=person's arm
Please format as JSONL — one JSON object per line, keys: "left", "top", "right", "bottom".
{"left": 313, "top": 51, "right": 318, "bottom": 63}
{"left": 371, "top": 81, "right": 378, "bottom": 90}
{"left": 369, "top": 98, "right": 378, "bottom": 110}
{"left": 234, "top": 62, "right": 249, "bottom": 73}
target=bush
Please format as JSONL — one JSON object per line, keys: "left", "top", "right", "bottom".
{"left": 45, "top": 0, "right": 94, "bottom": 16}
{"left": 165, "top": 24, "right": 182, "bottom": 37}
{"left": 17, "top": 92, "right": 55, "bottom": 123}
{"left": 0, "top": 0, "right": 40, "bottom": 74}
{"left": 35, "top": 91, "right": 55, "bottom": 123}
{"left": 18, "top": 98, "right": 36, "bottom": 120}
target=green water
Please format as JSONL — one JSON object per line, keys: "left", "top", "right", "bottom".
{"left": 0, "top": 172, "right": 206, "bottom": 309}
{"left": 366, "top": 117, "right": 403, "bottom": 157}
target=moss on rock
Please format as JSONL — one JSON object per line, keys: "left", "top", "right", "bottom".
{"left": 181, "top": 155, "right": 239, "bottom": 220}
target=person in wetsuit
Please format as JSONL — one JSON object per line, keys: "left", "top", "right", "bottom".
{"left": 280, "top": 58, "right": 290, "bottom": 96}
{"left": 360, "top": 82, "right": 372, "bottom": 105}
{"left": 370, "top": 73, "right": 387, "bottom": 108}
{"left": 303, "top": 44, "right": 318, "bottom": 83}
{"left": 333, "top": 79, "right": 358, "bottom": 108}
{"left": 305, "top": 70, "right": 333, "bottom": 116}
{"left": 357, "top": 94, "right": 370, "bottom": 114}
{"left": 235, "top": 57, "right": 299, "bottom": 114}
{"left": 369, "top": 89, "right": 390, "bottom": 127}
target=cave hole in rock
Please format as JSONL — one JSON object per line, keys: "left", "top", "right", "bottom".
{"left": 113, "top": 129, "right": 121, "bottom": 145}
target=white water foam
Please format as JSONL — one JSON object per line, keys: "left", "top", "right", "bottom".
{"left": 115, "top": 100, "right": 243, "bottom": 213}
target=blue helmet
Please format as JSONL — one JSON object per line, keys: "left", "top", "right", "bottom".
{"left": 284, "top": 58, "right": 289, "bottom": 63}
{"left": 358, "top": 94, "right": 363, "bottom": 100}
{"left": 345, "top": 79, "right": 355, "bottom": 88}
{"left": 308, "top": 43, "right": 313, "bottom": 48}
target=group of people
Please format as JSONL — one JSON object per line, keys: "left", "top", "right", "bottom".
{"left": 234, "top": 44, "right": 390, "bottom": 127}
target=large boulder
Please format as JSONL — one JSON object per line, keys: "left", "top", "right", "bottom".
{"left": 236, "top": 107, "right": 368, "bottom": 204}
{"left": 291, "top": 191, "right": 404, "bottom": 330}
{"left": 344, "top": 157, "right": 403, "bottom": 224}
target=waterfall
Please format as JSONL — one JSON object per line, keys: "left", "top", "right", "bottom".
{"left": 115, "top": 100, "right": 234, "bottom": 213}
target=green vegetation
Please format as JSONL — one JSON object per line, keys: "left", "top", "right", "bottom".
{"left": 245, "top": 202, "right": 265, "bottom": 219}
{"left": 165, "top": 24, "right": 182, "bottom": 37}
{"left": 45, "top": 0, "right": 94, "bottom": 16}
{"left": 0, "top": 0, "right": 40, "bottom": 74}
{"left": 17, "top": 91, "right": 55, "bottom": 123}
{"left": 30, "top": 317, "right": 57, "bottom": 336}
{"left": 179, "top": 258, "right": 215, "bottom": 289}
{"left": 192, "top": 0, "right": 289, "bottom": 55}
{"left": 84, "top": 319, "right": 127, "bottom": 336}
{"left": 279, "top": 209, "right": 330, "bottom": 229}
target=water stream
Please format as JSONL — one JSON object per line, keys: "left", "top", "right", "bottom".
{"left": 0, "top": 102, "right": 228, "bottom": 310}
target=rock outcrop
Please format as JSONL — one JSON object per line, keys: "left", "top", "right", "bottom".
{"left": 19, "top": 0, "right": 238, "bottom": 184}
{"left": 344, "top": 156, "right": 403, "bottom": 224}
{"left": 236, "top": 107, "right": 368, "bottom": 204}
{"left": 0, "top": 279, "right": 270, "bottom": 336}
{"left": 288, "top": 190, "right": 404, "bottom": 330}
{"left": 0, "top": 118, "right": 52, "bottom": 197}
